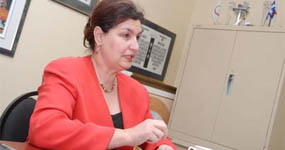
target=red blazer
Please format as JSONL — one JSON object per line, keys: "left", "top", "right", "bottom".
{"left": 28, "top": 56, "right": 176, "bottom": 150}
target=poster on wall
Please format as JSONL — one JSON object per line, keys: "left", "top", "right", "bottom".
{"left": 52, "top": 0, "right": 98, "bottom": 15}
{"left": 0, "top": 0, "right": 31, "bottom": 57}
{"left": 129, "top": 19, "right": 176, "bottom": 81}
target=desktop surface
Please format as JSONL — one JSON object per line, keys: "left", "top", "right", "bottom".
{"left": 0, "top": 140, "right": 42, "bottom": 150}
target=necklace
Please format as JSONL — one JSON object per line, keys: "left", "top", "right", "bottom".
{"left": 100, "top": 82, "right": 116, "bottom": 93}
{"left": 91, "top": 55, "right": 117, "bottom": 93}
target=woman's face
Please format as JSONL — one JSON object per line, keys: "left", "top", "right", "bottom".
{"left": 99, "top": 19, "right": 142, "bottom": 71}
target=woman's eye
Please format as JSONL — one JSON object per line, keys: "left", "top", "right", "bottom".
{"left": 136, "top": 35, "right": 140, "bottom": 40}
{"left": 123, "top": 33, "right": 130, "bottom": 39}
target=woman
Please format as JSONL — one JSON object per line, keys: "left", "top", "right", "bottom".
{"left": 28, "top": 0, "right": 176, "bottom": 149}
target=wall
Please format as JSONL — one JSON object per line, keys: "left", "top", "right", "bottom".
{"left": 0, "top": 0, "right": 87, "bottom": 113}
{"left": 0, "top": 0, "right": 195, "bottom": 114}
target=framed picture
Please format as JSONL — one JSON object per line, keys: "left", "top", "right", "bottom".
{"left": 52, "top": 0, "right": 98, "bottom": 15}
{"left": 0, "top": 0, "right": 31, "bottom": 57}
{"left": 129, "top": 19, "right": 176, "bottom": 81}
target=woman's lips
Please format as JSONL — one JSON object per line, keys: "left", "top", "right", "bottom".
{"left": 124, "top": 55, "right": 135, "bottom": 62}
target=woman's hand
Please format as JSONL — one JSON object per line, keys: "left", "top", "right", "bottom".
{"left": 124, "top": 119, "right": 168, "bottom": 146}
{"left": 108, "top": 119, "right": 168, "bottom": 149}
{"left": 157, "top": 144, "right": 174, "bottom": 150}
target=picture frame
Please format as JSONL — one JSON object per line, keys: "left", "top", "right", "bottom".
{"left": 52, "top": 0, "right": 98, "bottom": 15}
{"left": 0, "top": 0, "right": 31, "bottom": 57}
{"left": 129, "top": 19, "right": 176, "bottom": 81}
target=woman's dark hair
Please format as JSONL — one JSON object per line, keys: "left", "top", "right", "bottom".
{"left": 83, "top": 0, "right": 144, "bottom": 50}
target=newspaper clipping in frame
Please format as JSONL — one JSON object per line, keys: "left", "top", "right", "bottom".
{"left": 130, "top": 19, "right": 176, "bottom": 81}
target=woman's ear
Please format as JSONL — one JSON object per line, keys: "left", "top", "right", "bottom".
{"left": 93, "top": 26, "right": 104, "bottom": 46}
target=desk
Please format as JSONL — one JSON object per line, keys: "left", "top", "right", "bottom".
{"left": 0, "top": 141, "right": 42, "bottom": 150}
{"left": 0, "top": 141, "right": 142, "bottom": 150}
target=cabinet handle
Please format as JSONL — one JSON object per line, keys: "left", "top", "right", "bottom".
{"left": 226, "top": 73, "right": 235, "bottom": 95}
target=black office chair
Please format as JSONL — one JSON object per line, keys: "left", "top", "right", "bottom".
{"left": 0, "top": 91, "right": 38, "bottom": 142}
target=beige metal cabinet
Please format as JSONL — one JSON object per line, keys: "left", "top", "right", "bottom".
{"left": 169, "top": 25, "right": 285, "bottom": 150}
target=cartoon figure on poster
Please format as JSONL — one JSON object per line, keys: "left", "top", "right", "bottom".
{"left": 0, "top": 0, "right": 13, "bottom": 35}
{"left": 0, "top": 0, "right": 8, "bottom": 33}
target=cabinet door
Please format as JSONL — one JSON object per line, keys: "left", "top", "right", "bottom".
{"left": 169, "top": 29, "right": 236, "bottom": 140}
{"left": 212, "top": 31, "right": 285, "bottom": 150}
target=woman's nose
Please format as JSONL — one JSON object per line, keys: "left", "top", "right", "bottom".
{"left": 130, "top": 37, "right": 139, "bottom": 51}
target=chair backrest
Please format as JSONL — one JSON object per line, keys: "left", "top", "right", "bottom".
{"left": 0, "top": 91, "right": 38, "bottom": 142}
